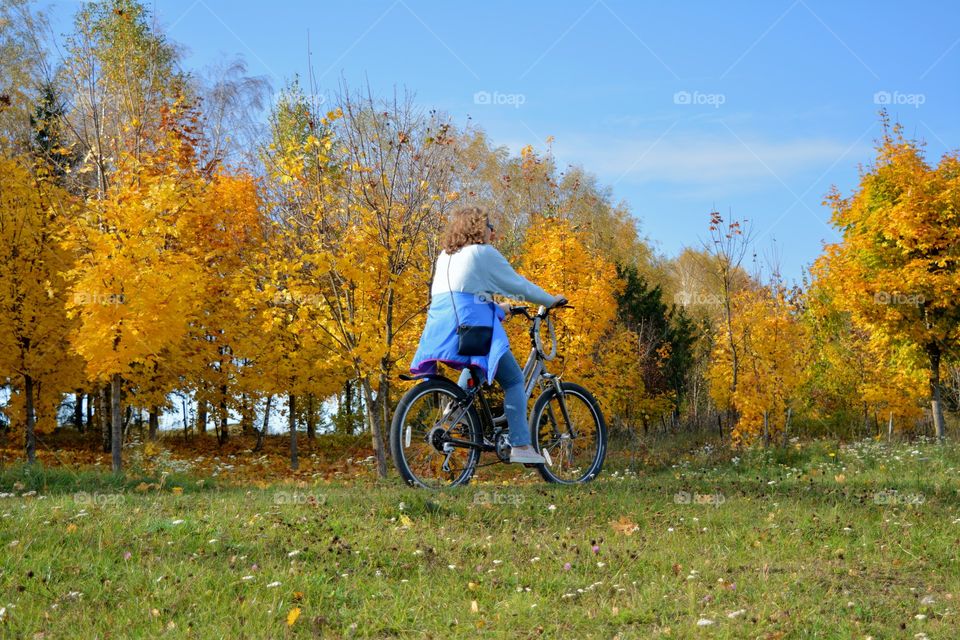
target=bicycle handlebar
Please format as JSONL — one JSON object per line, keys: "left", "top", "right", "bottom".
{"left": 509, "top": 303, "right": 572, "bottom": 361}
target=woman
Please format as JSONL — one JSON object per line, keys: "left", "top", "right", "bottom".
{"left": 409, "top": 206, "right": 567, "bottom": 464}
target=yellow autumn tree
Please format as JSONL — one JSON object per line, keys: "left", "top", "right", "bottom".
{"left": 0, "top": 153, "right": 83, "bottom": 461}
{"left": 804, "top": 268, "right": 926, "bottom": 435}
{"left": 813, "top": 114, "right": 960, "bottom": 440}
{"left": 316, "top": 91, "right": 461, "bottom": 477}
{"left": 181, "top": 170, "right": 268, "bottom": 442}
{"left": 516, "top": 215, "right": 621, "bottom": 404}
{"left": 64, "top": 99, "right": 207, "bottom": 471}
{"left": 709, "top": 285, "right": 809, "bottom": 446}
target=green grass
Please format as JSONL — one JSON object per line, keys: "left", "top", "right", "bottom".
{"left": 1, "top": 438, "right": 959, "bottom": 638}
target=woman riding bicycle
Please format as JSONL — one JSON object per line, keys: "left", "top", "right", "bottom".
{"left": 409, "top": 206, "right": 567, "bottom": 464}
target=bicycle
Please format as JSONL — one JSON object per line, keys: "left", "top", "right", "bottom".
{"left": 391, "top": 303, "right": 607, "bottom": 489}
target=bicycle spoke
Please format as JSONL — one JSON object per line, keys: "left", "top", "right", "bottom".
{"left": 535, "top": 387, "right": 602, "bottom": 483}
{"left": 393, "top": 383, "right": 481, "bottom": 489}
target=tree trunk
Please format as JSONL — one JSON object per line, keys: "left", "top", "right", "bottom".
{"left": 100, "top": 384, "right": 111, "bottom": 453}
{"left": 887, "top": 411, "right": 894, "bottom": 441}
{"left": 179, "top": 396, "right": 188, "bottom": 437}
{"left": 782, "top": 407, "right": 792, "bottom": 447}
{"left": 218, "top": 383, "right": 229, "bottom": 445}
{"left": 148, "top": 406, "right": 159, "bottom": 441}
{"left": 74, "top": 392, "right": 84, "bottom": 432}
{"left": 762, "top": 410, "right": 770, "bottom": 448}
{"left": 306, "top": 395, "right": 316, "bottom": 440}
{"left": 340, "top": 379, "right": 353, "bottom": 435}
{"left": 254, "top": 395, "right": 271, "bottom": 453}
{"left": 289, "top": 394, "right": 299, "bottom": 471}
{"left": 123, "top": 405, "right": 132, "bottom": 441}
{"left": 24, "top": 375, "right": 36, "bottom": 464}
{"left": 241, "top": 394, "right": 254, "bottom": 435}
{"left": 86, "top": 393, "right": 94, "bottom": 438}
{"left": 111, "top": 373, "right": 122, "bottom": 473}
{"left": 360, "top": 375, "right": 388, "bottom": 478}
{"left": 197, "top": 400, "right": 207, "bottom": 434}
{"left": 928, "top": 345, "right": 946, "bottom": 442}
{"left": 379, "top": 375, "right": 392, "bottom": 460}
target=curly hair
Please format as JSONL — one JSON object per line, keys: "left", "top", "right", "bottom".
{"left": 441, "top": 206, "right": 490, "bottom": 254}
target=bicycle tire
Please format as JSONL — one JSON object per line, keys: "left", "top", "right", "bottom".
{"left": 529, "top": 381, "right": 607, "bottom": 484}
{"left": 390, "top": 377, "right": 483, "bottom": 489}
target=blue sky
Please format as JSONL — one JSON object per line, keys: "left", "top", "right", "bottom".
{"left": 42, "top": 0, "right": 960, "bottom": 282}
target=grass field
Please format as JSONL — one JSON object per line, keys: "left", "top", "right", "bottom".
{"left": 1, "top": 438, "right": 958, "bottom": 638}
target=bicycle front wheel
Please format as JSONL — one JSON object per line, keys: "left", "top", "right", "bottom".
{"left": 530, "top": 382, "right": 607, "bottom": 484}
{"left": 390, "top": 378, "right": 483, "bottom": 489}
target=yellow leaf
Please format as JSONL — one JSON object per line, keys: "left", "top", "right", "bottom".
{"left": 610, "top": 516, "right": 639, "bottom": 536}
{"left": 287, "top": 607, "right": 301, "bottom": 626}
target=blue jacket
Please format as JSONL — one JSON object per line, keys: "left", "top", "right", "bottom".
{"left": 410, "top": 244, "right": 558, "bottom": 384}
{"left": 409, "top": 292, "right": 510, "bottom": 385}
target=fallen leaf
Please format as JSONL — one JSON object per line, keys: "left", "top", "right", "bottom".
{"left": 287, "top": 607, "right": 301, "bottom": 626}
{"left": 610, "top": 516, "right": 639, "bottom": 535}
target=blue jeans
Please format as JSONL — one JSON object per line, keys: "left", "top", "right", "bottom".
{"left": 457, "top": 351, "right": 530, "bottom": 447}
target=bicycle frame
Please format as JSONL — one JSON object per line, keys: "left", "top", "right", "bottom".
{"left": 436, "top": 304, "right": 576, "bottom": 458}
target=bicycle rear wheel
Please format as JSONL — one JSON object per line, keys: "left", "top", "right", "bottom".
{"left": 530, "top": 382, "right": 606, "bottom": 484}
{"left": 390, "top": 378, "right": 483, "bottom": 489}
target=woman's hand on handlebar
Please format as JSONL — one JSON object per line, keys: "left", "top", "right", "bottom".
{"left": 549, "top": 295, "right": 569, "bottom": 310}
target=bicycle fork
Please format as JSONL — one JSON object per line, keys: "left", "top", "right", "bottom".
{"left": 539, "top": 374, "right": 578, "bottom": 466}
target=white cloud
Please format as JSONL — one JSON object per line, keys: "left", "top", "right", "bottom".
{"left": 551, "top": 131, "right": 868, "bottom": 190}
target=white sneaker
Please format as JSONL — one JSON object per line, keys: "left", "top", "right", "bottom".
{"left": 510, "top": 446, "right": 546, "bottom": 465}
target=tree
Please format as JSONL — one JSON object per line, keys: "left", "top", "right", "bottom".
{"left": 517, "top": 215, "right": 620, "bottom": 374}
{"left": 64, "top": 101, "right": 207, "bottom": 471}
{"left": 702, "top": 211, "right": 754, "bottom": 428}
{"left": 615, "top": 263, "right": 696, "bottom": 420}
{"left": 803, "top": 275, "right": 926, "bottom": 436}
{"left": 814, "top": 115, "right": 960, "bottom": 441}
{"left": 0, "top": 0, "right": 50, "bottom": 151}
{"left": 708, "top": 285, "right": 808, "bottom": 446}
{"left": 318, "top": 88, "right": 461, "bottom": 478}
{"left": 59, "top": 0, "right": 180, "bottom": 196}
{"left": 0, "top": 153, "right": 81, "bottom": 461}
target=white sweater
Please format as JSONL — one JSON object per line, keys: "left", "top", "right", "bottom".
{"left": 431, "top": 244, "right": 559, "bottom": 307}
